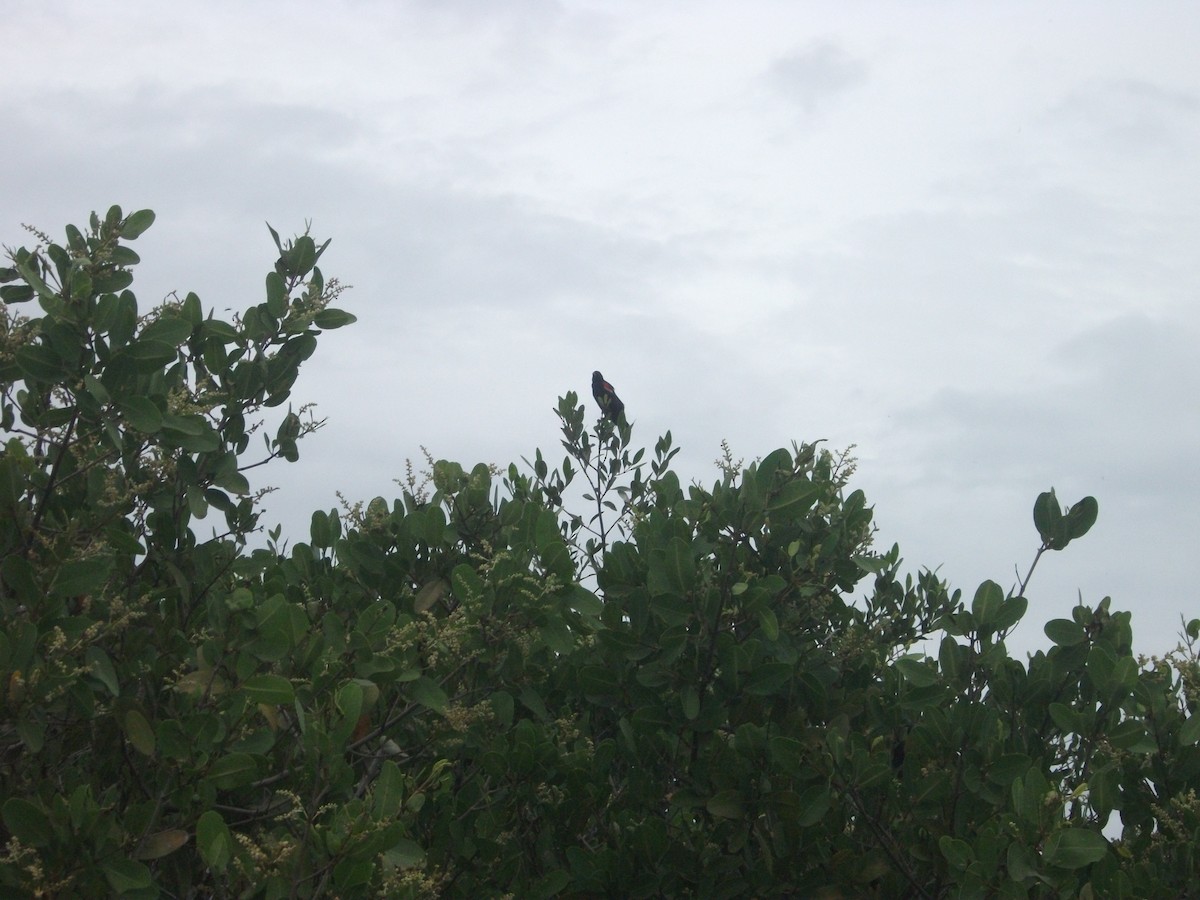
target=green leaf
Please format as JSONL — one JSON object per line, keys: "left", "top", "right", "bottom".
{"left": 382, "top": 838, "right": 426, "bottom": 870}
{"left": 0, "top": 283, "right": 35, "bottom": 303}
{"left": 265, "top": 272, "right": 288, "bottom": 317}
{"left": 196, "top": 810, "right": 233, "bottom": 870}
{"left": 168, "top": 429, "right": 221, "bottom": 454}
{"left": 2, "top": 797, "right": 52, "bottom": 847}
{"left": 1065, "top": 496, "right": 1098, "bottom": 540}
{"left": 767, "top": 478, "right": 818, "bottom": 515}
{"left": 373, "top": 761, "right": 405, "bottom": 821}
{"left": 187, "top": 484, "right": 209, "bottom": 518}
{"left": 1006, "top": 841, "right": 1039, "bottom": 881}
{"left": 120, "top": 338, "right": 177, "bottom": 370}
{"left": 314, "top": 308, "right": 357, "bottom": 329}
{"left": 86, "top": 646, "right": 121, "bottom": 696}
{"left": 212, "top": 465, "right": 250, "bottom": 494}
{"left": 745, "top": 662, "right": 793, "bottom": 696}
{"left": 102, "top": 857, "right": 152, "bottom": 893}
{"left": 1107, "top": 719, "right": 1153, "bottom": 752}
{"left": 52, "top": 557, "right": 114, "bottom": 598}
{"left": 1044, "top": 618, "right": 1086, "bottom": 646}
{"left": 120, "top": 209, "right": 156, "bottom": 239}
{"left": 706, "top": 790, "right": 744, "bottom": 820}
{"left": 757, "top": 606, "right": 780, "bottom": 641}
{"left": 14, "top": 345, "right": 65, "bottom": 382}
{"left": 939, "top": 836, "right": 974, "bottom": 870}
{"left": 182, "top": 291, "right": 203, "bottom": 323}
{"left": 83, "top": 373, "right": 110, "bottom": 404}
{"left": 243, "top": 674, "right": 295, "bottom": 705}
{"left": 795, "top": 784, "right": 832, "bottom": 827}
{"left": 124, "top": 709, "right": 156, "bottom": 756}
{"left": 1178, "top": 714, "right": 1200, "bottom": 747}
{"left": 411, "top": 676, "right": 448, "bottom": 712}
{"left": 970, "top": 580, "right": 1003, "bottom": 631}
{"left": 118, "top": 397, "right": 163, "bottom": 433}
{"left": 647, "top": 538, "right": 695, "bottom": 597}
{"left": 1048, "top": 702, "right": 1081, "bottom": 735}
{"left": 1033, "top": 489, "right": 1062, "bottom": 543}
{"left": 451, "top": 564, "right": 484, "bottom": 603}
{"left": 682, "top": 686, "right": 700, "bottom": 720}
{"left": 1043, "top": 828, "right": 1108, "bottom": 869}
{"left": 310, "top": 509, "right": 331, "bottom": 548}
{"left": 0, "top": 556, "right": 38, "bottom": 606}
{"left": 208, "top": 753, "right": 258, "bottom": 789}
{"left": 165, "top": 414, "right": 212, "bottom": 438}
{"left": 337, "top": 680, "right": 364, "bottom": 724}
{"left": 411, "top": 579, "right": 445, "bottom": 613}
{"left": 895, "top": 656, "right": 938, "bottom": 687}
{"left": 140, "top": 315, "right": 193, "bottom": 346}
{"left": 201, "top": 318, "right": 239, "bottom": 342}
{"left": 570, "top": 586, "right": 603, "bottom": 617}
{"left": 539, "top": 618, "right": 575, "bottom": 655}
{"left": 134, "top": 829, "right": 189, "bottom": 861}
{"left": 993, "top": 595, "right": 1028, "bottom": 632}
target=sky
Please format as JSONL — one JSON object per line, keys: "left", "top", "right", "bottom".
{"left": 3, "top": 1, "right": 1198, "bottom": 658}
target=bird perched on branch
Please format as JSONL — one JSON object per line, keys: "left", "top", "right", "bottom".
{"left": 591, "top": 370, "right": 625, "bottom": 423}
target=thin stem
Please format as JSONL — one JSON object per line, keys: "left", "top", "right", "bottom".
{"left": 1017, "top": 544, "right": 1048, "bottom": 596}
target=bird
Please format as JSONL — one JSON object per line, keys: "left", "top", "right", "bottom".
{"left": 591, "top": 370, "right": 625, "bottom": 423}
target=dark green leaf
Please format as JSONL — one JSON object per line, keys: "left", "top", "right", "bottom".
{"left": 1043, "top": 828, "right": 1108, "bottom": 869}
{"left": 134, "top": 829, "right": 189, "bottom": 861}
{"left": 52, "top": 557, "right": 114, "bottom": 598}
{"left": 0, "top": 283, "right": 35, "bottom": 303}
{"left": 411, "top": 677, "right": 448, "bottom": 712}
{"left": 118, "top": 397, "right": 163, "bottom": 433}
{"left": 124, "top": 710, "right": 156, "bottom": 756}
{"left": 757, "top": 606, "right": 780, "bottom": 641}
{"left": 1033, "top": 489, "right": 1062, "bottom": 544}
{"left": 382, "top": 839, "right": 425, "bottom": 869}
{"left": 1044, "top": 618, "right": 1086, "bottom": 646}
{"left": 120, "top": 339, "right": 177, "bottom": 370}
{"left": 2, "top": 798, "right": 52, "bottom": 847}
{"left": 1065, "top": 496, "right": 1098, "bottom": 540}
{"left": 313, "top": 308, "right": 357, "bottom": 329}
{"left": 266, "top": 272, "right": 288, "bottom": 317}
{"left": 767, "top": 478, "right": 818, "bottom": 515}
{"left": 895, "top": 656, "right": 938, "bottom": 687}
{"left": 208, "top": 753, "right": 258, "bottom": 789}
{"left": 15, "top": 344, "right": 65, "bottom": 382}
{"left": 120, "top": 209, "right": 156, "bottom": 239}
{"left": 745, "top": 662, "right": 793, "bottom": 696}
{"left": 1048, "top": 702, "right": 1080, "bottom": 734}
{"left": 971, "top": 580, "right": 1003, "bottom": 631}
{"left": 196, "top": 810, "right": 233, "bottom": 870}
{"left": 1178, "top": 714, "right": 1200, "bottom": 747}
{"left": 706, "top": 790, "right": 744, "bottom": 820}
{"left": 373, "top": 761, "right": 404, "bottom": 821}
{"left": 86, "top": 646, "right": 120, "bottom": 696}
{"left": 102, "top": 857, "right": 152, "bottom": 892}
{"left": 140, "top": 315, "right": 193, "bottom": 346}
{"left": 939, "top": 836, "right": 973, "bottom": 870}
{"left": 243, "top": 674, "right": 295, "bottom": 705}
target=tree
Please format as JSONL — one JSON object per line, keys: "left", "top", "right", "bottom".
{"left": 0, "top": 209, "right": 1197, "bottom": 897}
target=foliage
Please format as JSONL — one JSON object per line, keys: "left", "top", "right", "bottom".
{"left": 0, "top": 209, "right": 1197, "bottom": 898}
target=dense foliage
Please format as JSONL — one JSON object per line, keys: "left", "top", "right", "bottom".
{"left": 1, "top": 209, "right": 1197, "bottom": 898}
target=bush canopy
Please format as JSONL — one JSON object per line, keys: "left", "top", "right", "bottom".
{"left": 0, "top": 209, "right": 1197, "bottom": 897}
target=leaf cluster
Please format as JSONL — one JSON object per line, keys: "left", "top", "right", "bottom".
{"left": 0, "top": 210, "right": 1197, "bottom": 898}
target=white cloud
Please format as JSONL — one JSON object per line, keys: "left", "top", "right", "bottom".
{"left": 3, "top": 1, "right": 1198, "bottom": 655}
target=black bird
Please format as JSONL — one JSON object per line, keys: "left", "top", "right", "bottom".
{"left": 591, "top": 370, "right": 625, "bottom": 423}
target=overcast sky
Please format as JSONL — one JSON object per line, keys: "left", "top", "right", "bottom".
{"left": 4, "top": 1, "right": 1198, "bottom": 657}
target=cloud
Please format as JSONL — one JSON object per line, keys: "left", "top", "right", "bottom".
{"left": 765, "top": 39, "right": 868, "bottom": 115}
{"left": 1047, "top": 78, "right": 1200, "bottom": 153}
